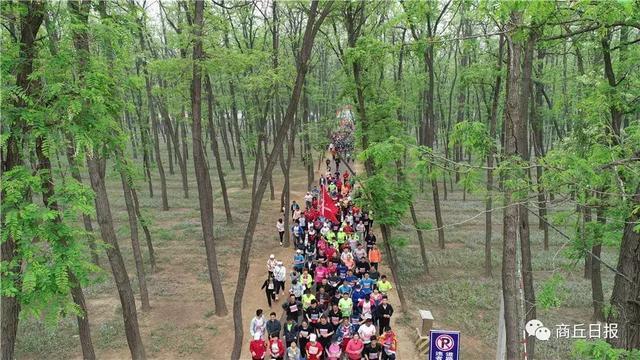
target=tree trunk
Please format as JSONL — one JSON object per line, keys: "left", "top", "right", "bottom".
{"left": 502, "top": 10, "right": 524, "bottom": 359}
{"left": 410, "top": 202, "right": 428, "bottom": 273}
{"left": 380, "top": 224, "right": 408, "bottom": 313}
{"left": 231, "top": 2, "right": 330, "bottom": 357}
{"left": 143, "top": 73, "right": 169, "bottom": 210}
{"left": 191, "top": 0, "right": 228, "bottom": 317}
{"left": 86, "top": 157, "right": 147, "bottom": 359}
{"left": 533, "top": 47, "right": 549, "bottom": 250}
{"left": 70, "top": 1, "right": 147, "bottom": 356}
{"left": 158, "top": 100, "right": 189, "bottom": 198}
{"left": 607, "top": 183, "right": 640, "bottom": 350}
{"left": 130, "top": 186, "right": 156, "bottom": 271}
{"left": 133, "top": 88, "right": 154, "bottom": 198}
{"left": 485, "top": 35, "right": 504, "bottom": 278}
{"left": 583, "top": 205, "right": 593, "bottom": 280}
{"left": 519, "top": 28, "right": 537, "bottom": 360}
{"left": 592, "top": 206, "right": 605, "bottom": 322}
{"left": 205, "top": 74, "right": 233, "bottom": 224}
{"left": 119, "top": 165, "right": 151, "bottom": 311}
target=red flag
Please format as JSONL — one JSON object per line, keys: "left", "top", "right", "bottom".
{"left": 320, "top": 187, "right": 339, "bottom": 223}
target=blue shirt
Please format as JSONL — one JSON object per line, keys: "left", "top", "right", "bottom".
{"left": 294, "top": 255, "right": 305, "bottom": 268}
{"left": 351, "top": 289, "right": 366, "bottom": 304}
{"left": 337, "top": 264, "right": 348, "bottom": 279}
{"left": 360, "top": 278, "right": 375, "bottom": 294}
{"left": 337, "top": 284, "right": 352, "bottom": 296}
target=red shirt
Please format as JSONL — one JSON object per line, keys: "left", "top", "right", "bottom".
{"left": 250, "top": 339, "right": 266, "bottom": 360}
{"left": 269, "top": 338, "right": 285, "bottom": 357}
{"left": 306, "top": 341, "right": 324, "bottom": 360}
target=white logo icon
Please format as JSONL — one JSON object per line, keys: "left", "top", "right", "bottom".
{"left": 526, "top": 319, "right": 551, "bottom": 341}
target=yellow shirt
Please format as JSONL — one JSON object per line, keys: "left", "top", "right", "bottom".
{"left": 378, "top": 280, "right": 393, "bottom": 294}
{"left": 302, "top": 294, "right": 316, "bottom": 310}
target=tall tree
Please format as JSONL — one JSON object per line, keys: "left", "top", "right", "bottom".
{"left": 69, "top": 1, "right": 146, "bottom": 357}
{"left": 191, "top": 0, "right": 228, "bottom": 316}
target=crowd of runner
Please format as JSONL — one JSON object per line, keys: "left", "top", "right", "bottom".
{"left": 249, "top": 149, "right": 399, "bottom": 360}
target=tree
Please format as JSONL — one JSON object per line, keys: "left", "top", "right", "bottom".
{"left": 191, "top": 0, "right": 228, "bottom": 317}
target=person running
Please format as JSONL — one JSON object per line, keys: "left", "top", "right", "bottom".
{"left": 250, "top": 309, "right": 267, "bottom": 340}
{"left": 326, "top": 341, "right": 342, "bottom": 360}
{"left": 368, "top": 245, "right": 381, "bottom": 271}
{"left": 277, "top": 218, "right": 286, "bottom": 246}
{"left": 298, "top": 320, "right": 314, "bottom": 354}
{"left": 315, "top": 316, "right": 334, "bottom": 351}
{"left": 379, "top": 326, "right": 398, "bottom": 360}
{"left": 261, "top": 274, "right": 277, "bottom": 307}
{"left": 363, "top": 336, "right": 383, "bottom": 360}
{"left": 358, "top": 316, "right": 377, "bottom": 345}
{"left": 266, "top": 312, "right": 282, "bottom": 338}
{"left": 376, "top": 296, "right": 394, "bottom": 335}
{"left": 282, "top": 294, "right": 302, "bottom": 322}
{"left": 305, "top": 333, "right": 323, "bottom": 360}
{"left": 269, "top": 332, "right": 285, "bottom": 360}
{"left": 335, "top": 317, "right": 354, "bottom": 352}
{"left": 338, "top": 292, "right": 354, "bottom": 318}
{"left": 267, "top": 254, "right": 278, "bottom": 277}
{"left": 250, "top": 333, "right": 267, "bottom": 360}
{"left": 283, "top": 317, "right": 299, "bottom": 348}
{"left": 285, "top": 341, "right": 302, "bottom": 360}
{"left": 304, "top": 192, "right": 313, "bottom": 210}
{"left": 273, "top": 261, "right": 287, "bottom": 300}
{"left": 290, "top": 279, "right": 304, "bottom": 301}
{"left": 377, "top": 275, "right": 393, "bottom": 295}
{"left": 345, "top": 333, "right": 364, "bottom": 360}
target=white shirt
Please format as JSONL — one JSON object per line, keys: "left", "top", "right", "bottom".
{"left": 277, "top": 221, "right": 285, "bottom": 232}
{"left": 358, "top": 324, "right": 376, "bottom": 344}
{"left": 274, "top": 265, "right": 287, "bottom": 282}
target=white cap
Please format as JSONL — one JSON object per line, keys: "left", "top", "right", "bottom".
{"left": 296, "top": 249, "right": 303, "bottom": 253}
{"left": 277, "top": 261, "right": 283, "bottom": 265}
{"left": 270, "top": 254, "right": 275, "bottom": 259}
{"left": 254, "top": 333, "right": 261, "bottom": 340}
{"left": 309, "top": 334, "right": 317, "bottom": 342}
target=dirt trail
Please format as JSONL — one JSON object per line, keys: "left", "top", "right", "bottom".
{"left": 78, "top": 147, "right": 421, "bottom": 359}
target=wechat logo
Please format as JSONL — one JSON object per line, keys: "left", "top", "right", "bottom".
{"left": 526, "top": 319, "right": 551, "bottom": 341}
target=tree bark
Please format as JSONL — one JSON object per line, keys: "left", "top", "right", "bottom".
{"left": 158, "top": 99, "right": 189, "bottom": 198}
{"left": 485, "top": 35, "right": 503, "bottom": 278}
{"left": 205, "top": 73, "right": 233, "bottom": 224}
{"left": 519, "top": 28, "right": 537, "bottom": 360}
{"left": 230, "top": 2, "right": 331, "bottom": 357}
{"left": 130, "top": 186, "right": 156, "bottom": 271}
{"left": 502, "top": 10, "right": 524, "bottom": 359}
{"left": 119, "top": 163, "right": 151, "bottom": 311}
{"left": 591, "top": 206, "right": 605, "bottom": 322}
{"left": 607, "top": 183, "right": 640, "bottom": 350}
{"left": 191, "top": 0, "right": 228, "bottom": 317}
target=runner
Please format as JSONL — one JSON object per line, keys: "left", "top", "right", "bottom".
{"left": 268, "top": 332, "right": 285, "bottom": 360}
{"left": 250, "top": 309, "right": 266, "bottom": 340}
{"left": 376, "top": 296, "right": 394, "bottom": 335}
{"left": 266, "top": 312, "right": 282, "bottom": 338}
{"left": 363, "top": 335, "right": 383, "bottom": 360}
{"left": 305, "top": 334, "right": 323, "bottom": 360}
{"left": 273, "top": 260, "right": 287, "bottom": 300}
{"left": 277, "top": 218, "right": 286, "bottom": 246}
{"left": 261, "top": 274, "right": 276, "bottom": 308}
{"left": 285, "top": 341, "right": 302, "bottom": 360}
{"left": 379, "top": 326, "right": 398, "bottom": 360}
{"left": 345, "top": 333, "right": 364, "bottom": 360}
{"left": 283, "top": 317, "right": 299, "bottom": 347}
{"left": 249, "top": 333, "right": 267, "bottom": 360}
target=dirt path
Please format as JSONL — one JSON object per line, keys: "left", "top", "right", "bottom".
{"left": 76, "top": 147, "right": 420, "bottom": 359}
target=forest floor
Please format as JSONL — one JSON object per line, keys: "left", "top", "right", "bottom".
{"left": 15, "top": 142, "right": 620, "bottom": 360}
